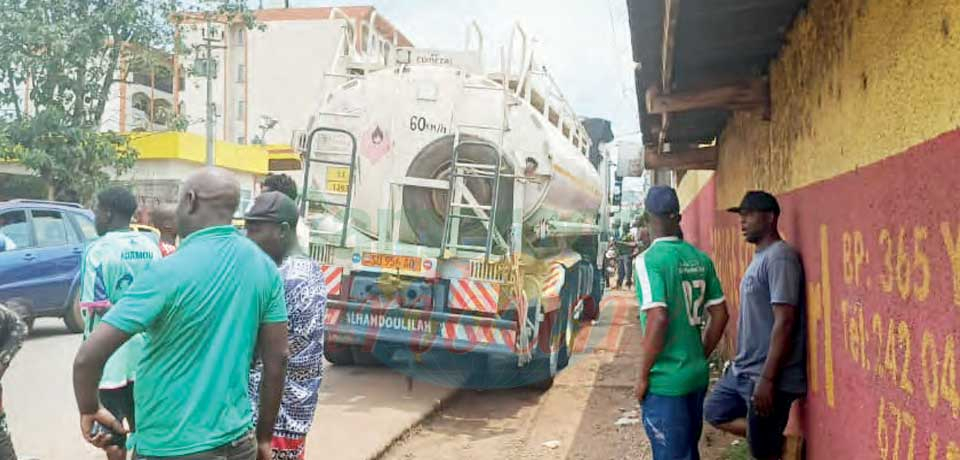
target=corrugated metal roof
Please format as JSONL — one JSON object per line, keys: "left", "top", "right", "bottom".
{"left": 628, "top": 0, "right": 808, "bottom": 148}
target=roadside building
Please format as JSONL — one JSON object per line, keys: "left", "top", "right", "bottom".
{"left": 0, "top": 132, "right": 299, "bottom": 220}
{"left": 175, "top": 6, "right": 412, "bottom": 146}
{"left": 628, "top": 1, "right": 960, "bottom": 458}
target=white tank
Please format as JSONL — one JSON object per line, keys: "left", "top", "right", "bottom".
{"left": 303, "top": 43, "right": 602, "bottom": 253}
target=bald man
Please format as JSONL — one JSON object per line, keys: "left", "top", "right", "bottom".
{"left": 73, "top": 168, "right": 290, "bottom": 460}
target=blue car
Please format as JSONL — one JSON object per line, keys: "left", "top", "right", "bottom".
{"left": 0, "top": 199, "right": 98, "bottom": 333}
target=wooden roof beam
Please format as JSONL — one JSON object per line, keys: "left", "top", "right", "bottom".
{"left": 657, "top": 0, "right": 679, "bottom": 155}
{"left": 646, "top": 78, "right": 769, "bottom": 114}
{"left": 645, "top": 145, "right": 718, "bottom": 170}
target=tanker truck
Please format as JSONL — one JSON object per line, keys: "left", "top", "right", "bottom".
{"left": 293, "top": 19, "right": 611, "bottom": 388}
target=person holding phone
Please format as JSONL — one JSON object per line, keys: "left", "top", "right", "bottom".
{"left": 74, "top": 168, "right": 289, "bottom": 460}
{"left": 79, "top": 187, "right": 162, "bottom": 460}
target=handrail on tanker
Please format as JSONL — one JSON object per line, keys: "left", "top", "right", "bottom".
{"left": 328, "top": 7, "right": 362, "bottom": 59}
{"left": 465, "top": 20, "right": 484, "bottom": 61}
{"left": 507, "top": 23, "right": 529, "bottom": 94}
{"left": 300, "top": 127, "right": 358, "bottom": 249}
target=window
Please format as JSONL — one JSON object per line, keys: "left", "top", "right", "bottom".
{"left": 236, "top": 64, "right": 245, "bottom": 83}
{"left": 234, "top": 29, "right": 244, "bottom": 46}
{"left": 236, "top": 100, "right": 245, "bottom": 121}
{"left": 236, "top": 136, "right": 245, "bottom": 144}
{"left": 71, "top": 213, "right": 98, "bottom": 241}
{"left": 132, "top": 92, "right": 150, "bottom": 113}
{"left": 235, "top": 189, "right": 252, "bottom": 218}
{"left": 30, "top": 210, "right": 69, "bottom": 247}
{"left": 0, "top": 210, "right": 30, "bottom": 249}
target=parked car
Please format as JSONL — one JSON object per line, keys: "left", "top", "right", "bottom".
{"left": 0, "top": 199, "right": 97, "bottom": 333}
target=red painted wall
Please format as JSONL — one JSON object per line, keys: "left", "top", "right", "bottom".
{"left": 680, "top": 175, "right": 717, "bottom": 257}
{"left": 683, "top": 130, "right": 960, "bottom": 458}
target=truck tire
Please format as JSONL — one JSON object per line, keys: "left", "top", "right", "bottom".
{"left": 526, "top": 306, "right": 564, "bottom": 391}
{"left": 582, "top": 265, "right": 604, "bottom": 321}
{"left": 323, "top": 341, "right": 355, "bottom": 366}
{"left": 557, "top": 302, "right": 575, "bottom": 370}
{"left": 63, "top": 289, "right": 84, "bottom": 334}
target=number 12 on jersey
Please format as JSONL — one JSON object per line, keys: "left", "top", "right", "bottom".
{"left": 682, "top": 279, "right": 706, "bottom": 326}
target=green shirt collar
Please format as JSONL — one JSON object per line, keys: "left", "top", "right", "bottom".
{"left": 179, "top": 225, "right": 238, "bottom": 248}
{"left": 652, "top": 236, "right": 681, "bottom": 244}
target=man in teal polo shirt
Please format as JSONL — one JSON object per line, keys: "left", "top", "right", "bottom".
{"left": 634, "top": 186, "right": 729, "bottom": 460}
{"left": 73, "top": 168, "right": 291, "bottom": 460}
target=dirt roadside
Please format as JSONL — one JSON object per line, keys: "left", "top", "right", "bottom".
{"left": 382, "top": 290, "right": 744, "bottom": 460}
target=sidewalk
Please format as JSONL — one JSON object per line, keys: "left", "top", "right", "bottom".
{"left": 306, "top": 363, "right": 459, "bottom": 460}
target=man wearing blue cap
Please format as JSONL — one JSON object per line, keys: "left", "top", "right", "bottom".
{"left": 634, "top": 186, "right": 729, "bottom": 460}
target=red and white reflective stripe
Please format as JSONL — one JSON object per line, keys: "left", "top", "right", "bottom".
{"left": 541, "top": 264, "right": 565, "bottom": 298}
{"left": 320, "top": 265, "right": 343, "bottom": 296}
{"left": 441, "top": 321, "right": 517, "bottom": 349}
{"left": 324, "top": 308, "right": 341, "bottom": 326}
{"left": 448, "top": 279, "right": 500, "bottom": 314}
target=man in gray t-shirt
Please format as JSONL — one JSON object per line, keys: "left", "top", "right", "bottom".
{"left": 705, "top": 191, "right": 806, "bottom": 460}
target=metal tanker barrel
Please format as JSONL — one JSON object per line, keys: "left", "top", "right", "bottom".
{"left": 302, "top": 52, "right": 602, "bottom": 254}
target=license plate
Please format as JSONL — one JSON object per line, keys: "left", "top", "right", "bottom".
{"left": 326, "top": 182, "right": 349, "bottom": 194}
{"left": 326, "top": 167, "right": 349, "bottom": 194}
{"left": 362, "top": 253, "right": 422, "bottom": 271}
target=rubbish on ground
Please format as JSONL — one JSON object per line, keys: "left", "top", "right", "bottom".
{"left": 542, "top": 440, "right": 561, "bottom": 449}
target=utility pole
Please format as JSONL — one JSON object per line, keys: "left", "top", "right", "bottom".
{"left": 200, "top": 20, "right": 226, "bottom": 166}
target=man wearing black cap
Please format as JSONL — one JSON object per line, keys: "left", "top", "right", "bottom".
{"left": 245, "top": 191, "right": 328, "bottom": 460}
{"left": 634, "top": 186, "right": 729, "bottom": 460}
{"left": 704, "top": 191, "right": 805, "bottom": 460}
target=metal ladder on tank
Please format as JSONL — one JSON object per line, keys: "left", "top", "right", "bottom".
{"left": 300, "top": 127, "right": 358, "bottom": 250}
{"left": 439, "top": 24, "right": 533, "bottom": 261}
{"left": 300, "top": 8, "right": 396, "bottom": 139}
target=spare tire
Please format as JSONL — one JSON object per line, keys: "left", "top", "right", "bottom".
{"left": 402, "top": 134, "right": 513, "bottom": 248}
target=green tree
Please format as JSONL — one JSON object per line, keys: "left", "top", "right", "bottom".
{"left": 0, "top": 0, "right": 259, "bottom": 202}
{"left": 2, "top": 109, "right": 138, "bottom": 201}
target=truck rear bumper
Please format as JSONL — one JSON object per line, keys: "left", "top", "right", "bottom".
{"left": 324, "top": 300, "right": 518, "bottom": 356}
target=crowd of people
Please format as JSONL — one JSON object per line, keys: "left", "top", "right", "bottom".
{"left": 63, "top": 169, "right": 327, "bottom": 460}
{"left": 633, "top": 186, "right": 806, "bottom": 460}
{"left": 0, "top": 173, "right": 806, "bottom": 460}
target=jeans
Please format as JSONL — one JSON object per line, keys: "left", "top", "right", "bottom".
{"left": 704, "top": 369, "right": 802, "bottom": 459}
{"left": 617, "top": 255, "right": 633, "bottom": 287}
{"left": 135, "top": 432, "right": 256, "bottom": 460}
{"left": 641, "top": 389, "right": 706, "bottom": 460}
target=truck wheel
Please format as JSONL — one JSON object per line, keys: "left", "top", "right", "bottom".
{"left": 582, "top": 266, "right": 604, "bottom": 321}
{"left": 526, "top": 307, "right": 563, "bottom": 391}
{"left": 323, "top": 341, "right": 355, "bottom": 365}
{"left": 558, "top": 302, "right": 575, "bottom": 370}
{"left": 63, "top": 290, "right": 84, "bottom": 334}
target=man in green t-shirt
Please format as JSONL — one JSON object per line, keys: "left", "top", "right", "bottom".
{"left": 634, "top": 186, "right": 729, "bottom": 460}
{"left": 73, "top": 168, "right": 290, "bottom": 460}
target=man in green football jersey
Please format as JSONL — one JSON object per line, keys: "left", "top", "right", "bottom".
{"left": 634, "top": 186, "right": 729, "bottom": 460}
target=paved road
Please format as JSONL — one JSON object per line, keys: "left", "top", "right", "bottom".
{"left": 3, "top": 319, "right": 455, "bottom": 460}
{"left": 383, "top": 290, "right": 654, "bottom": 460}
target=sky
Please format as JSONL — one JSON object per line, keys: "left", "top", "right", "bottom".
{"left": 252, "top": 0, "right": 640, "bottom": 136}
